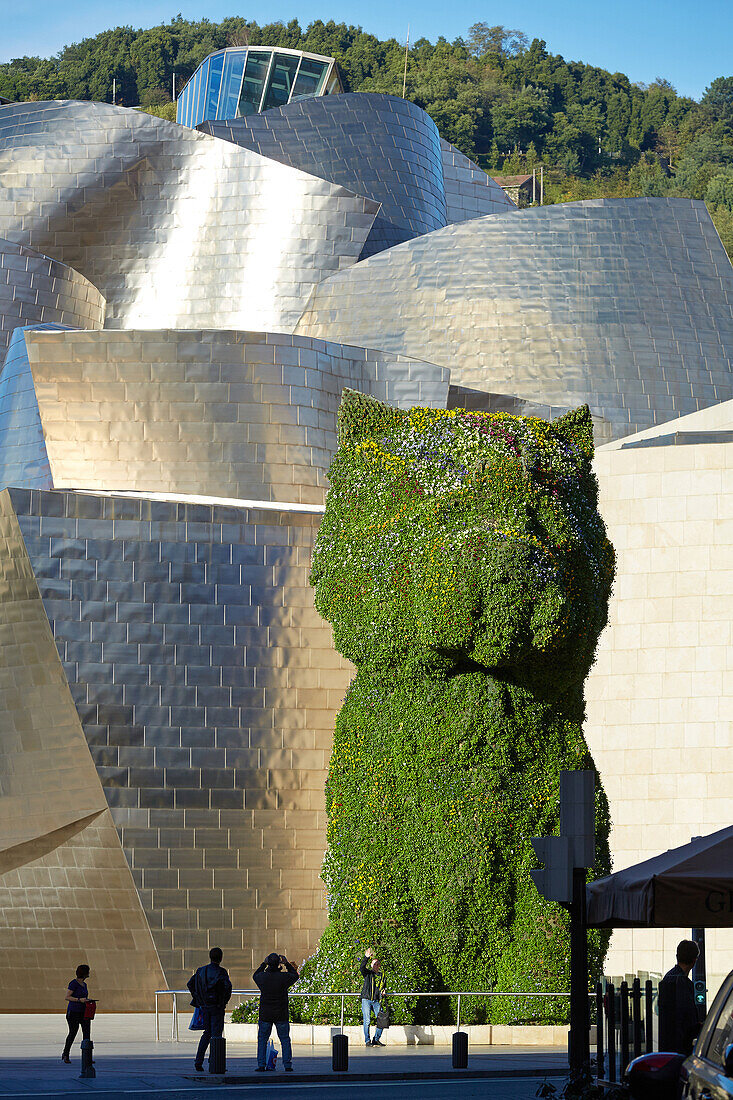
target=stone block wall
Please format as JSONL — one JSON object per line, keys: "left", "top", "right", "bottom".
{"left": 587, "top": 430, "right": 733, "bottom": 996}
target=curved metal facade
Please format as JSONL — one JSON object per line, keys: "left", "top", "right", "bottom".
{"left": 440, "top": 139, "right": 516, "bottom": 223}
{"left": 0, "top": 327, "right": 449, "bottom": 504}
{"left": 3, "top": 486, "right": 352, "bottom": 997}
{"left": 199, "top": 93, "right": 448, "bottom": 259}
{"left": 0, "top": 487, "right": 165, "bottom": 1010}
{"left": 297, "top": 198, "right": 733, "bottom": 441}
{"left": 0, "top": 239, "right": 105, "bottom": 352}
{"left": 0, "top": 326, "right": 58, "bottom": 490}
{"left": 0, "top": 100, "right": 379, "bottom": 333}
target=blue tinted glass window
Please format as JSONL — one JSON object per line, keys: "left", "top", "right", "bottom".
{"left": 291, "top": 58, "right": 327, "bottom": 100}
{"left": 193, "top": 66, "right": 203, "bottom": 125}
{"left": 186, "top": 69, "right": 198, "bottom": 127}
{"left": 205, "top": 52, "right": 225, "bottom": 120}
{"left": 219, "top": 51, "right": 247, "bottom": 119}
{"left": 238, "top": 51, "right": 271, "bottom": 115}
{"left": 176, "top": 83, "right": 189, "bottom": 126}
{"left": 262, "top": 53, "right": 300, "bottom": 111}
{"left": 194, "top": 57, "right": 210, "bottom": 126}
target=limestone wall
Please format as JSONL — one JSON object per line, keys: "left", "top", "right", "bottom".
{"left": 587, "top": 426, "right": 733, "bottom": 998}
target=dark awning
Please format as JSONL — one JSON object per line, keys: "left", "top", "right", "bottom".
{"left": 587, "top": 825, "right": 733, "bottom": 928}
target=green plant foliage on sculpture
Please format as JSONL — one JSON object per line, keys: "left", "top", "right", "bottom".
{"left": 295, "top": 392, "right": 614, "bottom": 1026}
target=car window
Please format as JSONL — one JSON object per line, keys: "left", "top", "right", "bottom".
{"left": 705, "top": 987, "right": 733, "bottom": 1068}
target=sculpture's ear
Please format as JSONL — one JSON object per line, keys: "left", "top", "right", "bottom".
{"left": 338, "top": 389, "right": 407, "bottom": 446}
{"left": 553, "top": 404, "right": 594, "bottom": 459}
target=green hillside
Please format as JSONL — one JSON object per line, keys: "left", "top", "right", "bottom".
{"left": 1, "top": 16, "right": 731, "bottom": 254}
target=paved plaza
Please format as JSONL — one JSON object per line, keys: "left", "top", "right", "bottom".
{"left": 0, "top": 1014, "right": 567, "bottom": 1096}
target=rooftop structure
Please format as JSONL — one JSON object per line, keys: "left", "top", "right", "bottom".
{"left": 176, "top": 46, "right": 343, "bottom": 129}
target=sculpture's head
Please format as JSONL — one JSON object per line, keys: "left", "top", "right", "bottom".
{"left": 311, "top": 391, "right": 614, "bottom": 698}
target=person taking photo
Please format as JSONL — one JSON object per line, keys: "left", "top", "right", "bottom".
{"left": 360, "top": 948, "right": 386, "bottom": 1048}
{"left": 253, "top": 952, "right": 299, "bottom": 1072}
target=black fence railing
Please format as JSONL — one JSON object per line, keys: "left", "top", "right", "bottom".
{"left": 595, "top": 978, "right": 657, "bottom": 1082}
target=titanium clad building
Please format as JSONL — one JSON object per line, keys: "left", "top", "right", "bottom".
{"left": 177, "top": 47, "right": 343, "bottom": 129}
{"left": 0, "top": 100, "right": 378, "bottom": 334}
{"left": 0, "top": 84, "right": 732, "bottom": 1007}
{"left": 0, "top": 240, "right": 105, "bottom": 352}
{"left": 0, "top": 327, "right": 448, "bottom": 505}
{"left": 296, "top": 198, "right": 733, "bottom": 443}
{"left": 199, "top": 93, "right": 448, "bottom": 258}
{"left": 200, "top": 96, "right": 515, "bottom": 258}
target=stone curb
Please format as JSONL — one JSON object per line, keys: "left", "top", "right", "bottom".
{"left": 184, "top": 1065, "right": 565, "bottom": 1084}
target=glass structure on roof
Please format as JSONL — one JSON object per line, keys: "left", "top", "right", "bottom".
{"left": 177, "top": 47, "right": 342, "bottom": 128}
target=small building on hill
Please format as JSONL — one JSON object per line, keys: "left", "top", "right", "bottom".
{"left": 492, "top": 174, "right": 535, "bottom": 207}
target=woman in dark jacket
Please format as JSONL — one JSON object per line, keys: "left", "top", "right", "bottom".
{"left": 62, "top": 964, "right": 93, "bottom": 1063}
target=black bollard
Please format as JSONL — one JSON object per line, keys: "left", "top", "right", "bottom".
{"left": 645, "top": 980, "right": 654, "bottom": 1054}
{"left": 79, "top": 1038, "right": 96, "bottom": 1079}
{"left": 452, "top": 1030, "right": 468, "bottom": 1069}
{"left": 607, "top": 982, "right": 616, "bottom": 1083}
{"left": 209, "top": 1036, "right": 226, "bottom": 1074}
{"left": 332, "top": 1033, "right": 348, "bottom": 1072}
{"left": 620, "top": 981, "right": 630, "bottom": 1076}
{"left": 595, "top": 982, "right": 604, "bottom": 1080}
{"left": 632, "top": 978, "right": 643, "bottom": 1059}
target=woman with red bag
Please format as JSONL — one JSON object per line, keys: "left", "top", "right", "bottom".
{"left": 62, "top": 964, "right": 95, "bottom": 1063}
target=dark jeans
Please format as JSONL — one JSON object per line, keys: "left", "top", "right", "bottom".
{"left": 63, "top": 1013, "right": 90, "bottom": 1056}
{"left": 195, "top": 1008, "right": 225, "bottom": 1067}
{"left": 257, "top": 1020, "right": 292, "bottom": 1068}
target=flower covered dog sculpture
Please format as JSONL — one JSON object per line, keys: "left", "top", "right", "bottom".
{"left": 304, "top": 391, "right": 615, "bottom": 1023}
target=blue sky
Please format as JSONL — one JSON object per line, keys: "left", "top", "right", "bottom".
{"left": 1, "top": 0, "right": 731, "bottom": 101}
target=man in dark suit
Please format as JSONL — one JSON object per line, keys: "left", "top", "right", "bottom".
{"left": 658, "top": 940, "right": 701, "bottom": 1055}
{"left": 187, "top": 947, "right": 233, "bottom": 1072}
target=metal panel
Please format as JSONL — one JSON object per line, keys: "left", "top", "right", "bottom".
{"left": 440, "top": 139, "right": 517, "bottom": 222}
{"left": 0, "top": 100, "right": 379, "bottom": 334}
{"left": 0, "top": 327, "right": 449, "bottom": 504}
{"left": 0, "top": 326, "right": 57, "bottom": 490}
{"left": 296, "top": 198, "right": 733, "bottom": 442}
{"left": 7, "top": 487, "right": 353, "bottom": 992}
{"left": 0, "top": 238, "right": 105, "bottom": 353}
{"left": 199, "top": 93, "right": 447, "bottom": 258}
{"left": 0, "top": 488, "right": 108, "bottom": 872}
{"left": 0, "top": 808, "right": 166, "bottom": 1010}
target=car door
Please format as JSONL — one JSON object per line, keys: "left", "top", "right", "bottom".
{"left": 685, "top": 975, "right": 733, "bottom": 1100}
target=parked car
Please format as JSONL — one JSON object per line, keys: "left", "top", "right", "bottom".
{"left": 626, "top": 969, "right": 733, "bottom": 1100}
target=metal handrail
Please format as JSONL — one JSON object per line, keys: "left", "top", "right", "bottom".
{"left": 154, "top": 987, "right": 576, "bottom": 1042}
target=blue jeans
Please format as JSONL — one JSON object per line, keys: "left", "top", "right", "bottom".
{"left": 257, "top": 1020, "right": 292, "bottom": 1069}
{"left": 362, "top": 998, "right": 383, "bottom": 1043}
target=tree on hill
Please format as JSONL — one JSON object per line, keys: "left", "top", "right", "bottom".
{"left": 0, "top": 16, "right": 730, "bottom": 256}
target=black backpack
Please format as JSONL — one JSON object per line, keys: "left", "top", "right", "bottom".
{"left": 188, "top": 965, "right": 228, "bottom": 1008}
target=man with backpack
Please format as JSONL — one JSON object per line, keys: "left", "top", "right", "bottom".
{"left": 187, "top": 947, "right": 233, "bottom": 1072}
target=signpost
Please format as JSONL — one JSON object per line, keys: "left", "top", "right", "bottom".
{"left": 531, "top": 769, "right": 595, "bottom": 1074}
{"left": 692, "top": 927, "right": 707, "bottom": 1019}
